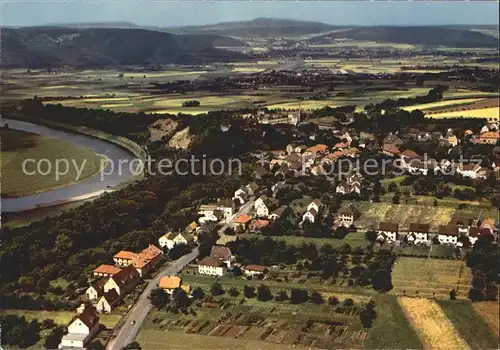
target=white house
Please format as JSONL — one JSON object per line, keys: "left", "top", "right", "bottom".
{"left": 85, "top": 279, "right": 106, "bottom": 301}
{"left": 437, "top": 225, "right": 459, "bottom": 245}
{"left": 307, "top": 199, "right": 323, "bottom": 214}
{"left": 456, "top": 164, "right": 485, "bottom": 179}
{"left": 254, "top": 196, "right": 270, "bottom": 218}
{"left": 197, "top": 257, "right": 226, "bottom": 276}
{"left": 59, "top": 306, "right": 100, "bottom": 348}
{"left": 158, "top": 232, "right": 195, "bottom": 249}
{"left": 407, "top": 223, "right": 431, "bottom": 244}
{"left": 244, "top": 265, "right": 266, "bottom": 277}
{"left": 103, "top": 266, "right": 140, "bottom": 296}
{"left": 302, "top": 208, "right": 318, "bottom": 223}
{"left": 337, "top": 205, "right": 361, "bottom": 227}
{"left": 233, "top": 188, "right": 248, "bottom": 205}
{"left": 377, "top": 222, "right": 399, "bottom": 242}
{"left": 95, "top": 289, "right": 120, "bottom": 313}
{"left": 217, "top": 198, "right": 235, "bottom": 218}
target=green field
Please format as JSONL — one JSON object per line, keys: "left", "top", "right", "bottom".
{"left": 391, "top": 257, "right": 472, "bottom": 299}
{"left": 437, "top": 300, "right": 499, "bottom": 349}
{"left": 0, "top": 310, "right": 120, "bottom": 328}
{"left": 0, "top": 128, "right": 105, "bottom": 197}
{"left": 364, "top": 295, "right": 423, "bottom": 349}
{"left": 242, "top": 231, "right": 372, "bottom": 249}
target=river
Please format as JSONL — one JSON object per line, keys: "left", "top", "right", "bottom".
{"left": 1, "top": 117, "right": 137, "bottom": 212}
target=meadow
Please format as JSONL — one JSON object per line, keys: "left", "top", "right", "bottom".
{"left": 391, "top": 257, "right": 472, "bottom": 299}
{"left": 0, "top": 128, "right": 104, "bottom": 197}
{"left": 438, "top": 300, "right": 499, "bottom": 349}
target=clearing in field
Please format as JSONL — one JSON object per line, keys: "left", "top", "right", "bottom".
{"left": 438, "top": 300, "right": 499, "bottom": 349}
{"left": 353, "top": 202, "right": 454, "bottom": 231}
{"left": 398, "top": 297, "right": 469, "bottom": 350}
{"left": 391, "top": 257, "right": 472, "bottom": 299}
{"left": 472, "top": 301, "right": 500, "bottom": 341}
{"left": 0, "top": 128, "right": 105, "bottom": 197}
{"left": 426, "top": 107, "right": 499, "bottom": 119}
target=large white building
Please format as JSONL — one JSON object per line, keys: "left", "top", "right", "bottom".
{"left": 197, "top": 256, "right": 226, "bottom": 277}
{"left": 59, "top": 306, "right": 100, "bottom": 348}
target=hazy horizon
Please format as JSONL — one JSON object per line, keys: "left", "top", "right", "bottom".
{"left": 2, "top": 2, "right": 499, "bottom": 27}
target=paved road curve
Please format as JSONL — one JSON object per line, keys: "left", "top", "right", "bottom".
{"left": 107, "top": 247, "right": 199, "bottom": 350}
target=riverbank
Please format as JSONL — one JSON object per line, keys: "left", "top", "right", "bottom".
{"left": 1, "top": 116, "right": 141, "bottom": 215}
{"left": 1, "top": 128, "right": 108, "bottom": 198}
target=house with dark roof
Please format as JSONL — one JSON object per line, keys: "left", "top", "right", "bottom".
{"left": 59, "top": 306, "right": 100, "bottom": 348}
{"left": 85, "top": 278, "right": 107, "bottom": 301}
{"left": 198, "top": 256, "right": 226, "bottom": 277}
{"left": 377, "top": 222, "right": 399, "bottom": 242}
{"left": 383, "top": 134, "right": 404, "bottom": 147}
{"left": 407, "top": 223, "right": 431, "bottom": 244}
{"left": 337, "top": 205, "right": 361, "bottom": 227}
{"left": 269, "top": 205, "right": 290, "bottom": 221}
{"left": 210, "top": 245, "right": 234, "bottom": 268}
{"left": 252, "top": 165, "right": 269, "bottom": 180}
{"left": 437, "top": 225, "right": 460, "bottom": 245}
{"left": 96, "top": 289, "right": 121, "bottom": 313}
{"left": 103, "top": 265, "right": 140, "bottom": 296}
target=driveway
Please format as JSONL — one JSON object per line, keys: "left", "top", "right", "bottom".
{"left": 106, "top": 247, "right": 199, "bottom": 350}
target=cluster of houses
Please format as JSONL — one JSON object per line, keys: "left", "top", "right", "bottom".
{"left": 374, "top": 216, "right": 496, "bottom": 247}
{"left": 196, "top": 245, "right": 266, "bottom": 278}
{"left": 85, "top": 244, "right": 163, "bottom": 314}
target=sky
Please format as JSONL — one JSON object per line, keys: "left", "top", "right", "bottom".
{"left": 2, "top": 1, "right": 499, "bottom": 27}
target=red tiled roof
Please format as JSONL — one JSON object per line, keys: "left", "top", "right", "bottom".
{"left": 113, "top": 251, "right": 136, "bottom": 260}
{"left": 245, "top": 265, "right": 266, "bottom": 272}
{"left": 93, "top": 264, "right": 122, "bottom": 276}
{"left": 235, "top": 214, "right": 252, "bottom": 224}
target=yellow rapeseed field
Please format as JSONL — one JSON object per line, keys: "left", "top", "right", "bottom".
{"left": 398, "top": 297, "right": 470, "bottom": 350}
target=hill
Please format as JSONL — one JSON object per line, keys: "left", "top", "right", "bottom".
{"left": 167, "top": 17, "right": 341, "bottom": 37}
{"left": 309, "top": 26, "right": 499, "bottom": 48}
{"left": 0, "top": 27, "right": 247, "bottom": 68}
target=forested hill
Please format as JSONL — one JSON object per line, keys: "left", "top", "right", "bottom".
{"left": 0, "top": 27, "right": 247, "bottom": 68}
{"left": 310, "top": 26, "right": 499, "bottom": 48}
{"left": 167, "top": 17, "right": 341, "bottom": 37}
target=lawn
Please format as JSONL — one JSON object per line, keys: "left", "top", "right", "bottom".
{"left": 242, "top": 231, "right": 372, "bottom": 249}
{"left": 427, "top": 107, "right": 499, "bottom": 119}
{"left": 437, "top": 300, "right": 499, "bottom": 349}
{"left": 472, "top": 301, "right": 500, "bottom": 341}
{"left": 137, "top": 329, "right": 302, "bottom": 349}
{"left": 0, "top": 128, "right": 105, "bottom": 197}
{"left": 391, "top": 257, "right": 472, "bottom": 299}
{"left": 398, "top": 297, "right": 469, "bottom": 350}
{"left": 364, "top": 295, "right": 423, "bottom": 349}
{"left": 0, "top": 310, "right": 121, "bottom": 328}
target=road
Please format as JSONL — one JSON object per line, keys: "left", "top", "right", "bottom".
{"left": 218, "top": 198, "right": 255, "bottom": 234}
{"left": 107, "top": 247, "right": 199, "bottom": 350}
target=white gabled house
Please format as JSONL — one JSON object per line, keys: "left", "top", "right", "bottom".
{"left": 59, "top": 306, "right": 100, "bottom": 349}
{"left": 254, "top": 195, "right": 270, "bottom": 218}
{"left": 377, "top": 222, "right": 399, "bottom": 243}
{"left": 437, "top": 225, "right": 460, "bottom": 245}
{"left": 407, "top": 223, "right": 431, "bottom": 245}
